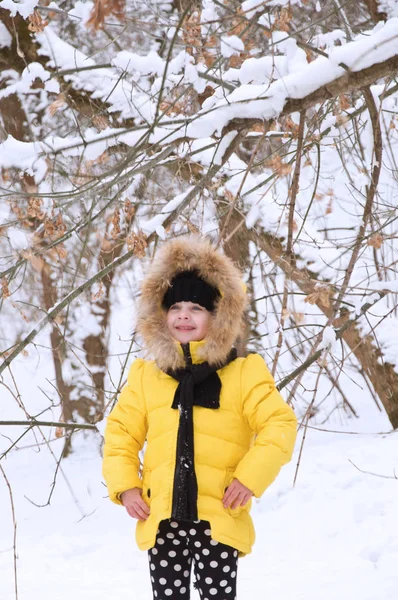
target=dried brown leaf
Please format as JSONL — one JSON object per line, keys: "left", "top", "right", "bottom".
{"left": 339, "top": 93, "right": 350, "bottom": 111}
{"left": 336, "top": 114, "right": 349, "bottom": 127}
{"left": 48, "top": 94, "right": 67, "bottom": 117}
{"left": 86, "top": 0, "right": 125, "bottom": 31}
{"left": 266, "top": 156, "right": 292, "bottom": 176}
{"left": 1, "top": 278, "right": 10, "bottom": 299}
{"left": 21, "top": 251, "right": 45, "bottom": 273}
{"left": 126, "top": 231, "right": 147, "bottom": 257}
{"left": 55, "top": 244, "right": 68, "bottom": 260}
{"left": 368, "top": 233, "right": 384, "bottom": 249}
{"left": 292, "top": 312, "right": 304, "bottom": 324}
{"left": 124, "top": 200, "right": 136, "bottom": 222}
{"left": 224, "top": 190, "right": 235, "bottom": 203}
{"left": 110, "top": 208, "right": 121, "bottom": 239}
{"left": 304, "top": 286, "right": 332, "bottom": 307}
{"left": 27, "top": 197, "right": 45, "bottom": 220}
{"left": 28, "top": 10, "right": 48, "bottom": 33}
{"left": 92, "top": 115, "right": 110, "bottom": 131}
{"left": 273, "top": 7, "right": 292, "bottom": 32}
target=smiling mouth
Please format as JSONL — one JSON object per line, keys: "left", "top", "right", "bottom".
{"left": 176, "top": 326, "right": 195, "bottom": 330}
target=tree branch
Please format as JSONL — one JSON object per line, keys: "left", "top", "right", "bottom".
{"left": 0, "top": 420, "right": 98, "bottom": 430}
{"left": 226, "top": 54, "right": 398, "bottom": 133}
{"left": 277, "top": 290, "right": 387, "bottom": 390}
{"left": 0, "top": 464, "right": 18, "bottom": 600}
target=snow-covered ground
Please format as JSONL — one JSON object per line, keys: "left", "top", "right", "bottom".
{"left": 1, "top": 388, "right": 397, "bottom": 599}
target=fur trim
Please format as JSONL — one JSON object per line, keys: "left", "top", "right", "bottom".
{"left": 136, "top": 236, "right": 247, "bottom": 370}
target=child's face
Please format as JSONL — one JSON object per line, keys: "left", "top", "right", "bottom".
{"left": 166, "top": 301, "right": 212, "bottom": 344}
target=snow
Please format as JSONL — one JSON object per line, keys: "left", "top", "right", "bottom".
{"left": 0, "top": 0, "right": 36, "bottom": 18}
{"left": 6, "top": 227, "right": 31, "bottom": 251}
{"left": 271, "top": 32, "right": 308, "bottom": 74}
{"left": 36, "top": 27, "right": 147, "bottom": 120}
{"left": 311, "top": 29, "right": 347, "bottom": 49}
{"left": 238, "top": 55, "right": 288, "bottom": 84}
{"left": 213, "top": 131, "right": 238, "bottom": 165}
{"left": 320, "top": 325, "right": 337, "bottom": 350}
{"left": 6, "top": 12, "right": 394, "bottom": 199}
{"left": 0, "top": 21, "right": 12, "bottom": 48}
{"left": 167, "top": 27, "right": 177, "bottom": 40}
{"left": 140, "top": 188, "right": 193, "bottom": 235}
{"left": 68, "top": 0, "right": 94, "bottom": 29}
{"left": 379, "top": 0, "right": 398, "bottom": 17}
{"left": 0, "top": 63, "right": 55, "bottom": 100}
{"left": 1, "top": 393, "right": 397, "bottom": 600}
{"left": 370, "top": 280, "right": 398, "bottom": 293}
{"left": 241, "top": 0, "right": 301, "bottom": 19}
{"left": 184, "top": 18, "right": 398, "bottom": 139}
{"left": 220, "top": 35, "right": 245, "bottom": 58}
{"left": 0, "top": 136, "right": 47, "bottom": 183}
{"left": 0, "top": 127, "right": 148, "bottom": 180}
{"left": 112, "top": 51, "right": 165, "bottom": 76}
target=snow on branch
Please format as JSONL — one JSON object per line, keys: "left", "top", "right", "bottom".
{"left": 0, "top": 0, "right": 37, "bottom": 18}
{"left": 186, "top": 19, "right": 398, "bottom": 137}
{"left": 1, "top": 17, "right": 397, "bottom": 176}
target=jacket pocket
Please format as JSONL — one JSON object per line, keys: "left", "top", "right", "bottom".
{"left": 224, "top": 468, "right": 242, "bottom": 518}
{"left": 142, "top": 469, "right": 151, "bottom": 502}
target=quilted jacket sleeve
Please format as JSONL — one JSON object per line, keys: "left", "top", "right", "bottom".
{"left": 102, "top": 358, "right": 148, "bottom": 504}
{"left": 234, "top": 353, "right": 297, "bottom": 498}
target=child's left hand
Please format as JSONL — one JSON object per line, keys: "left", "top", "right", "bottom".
{"left": 222, "top": 478, "right": 253, "bottom": 509}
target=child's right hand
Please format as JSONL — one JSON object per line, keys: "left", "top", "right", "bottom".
{"left": 120, "top": 487, "right": 150, "bottom": 521}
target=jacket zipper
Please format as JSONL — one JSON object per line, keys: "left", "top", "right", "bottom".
{"left": 171, "top": 342, "right": 192, "bottom": 519}
{"left": 181, "top": 342, "right": 192, "bottom": 367}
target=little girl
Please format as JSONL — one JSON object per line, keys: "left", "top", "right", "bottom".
{"left": 103, "top": 236, "right": 297, "bottom": 599}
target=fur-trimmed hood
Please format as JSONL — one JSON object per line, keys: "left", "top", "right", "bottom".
{"left": 136, "top": 237, "right": 247, "bottom": 370}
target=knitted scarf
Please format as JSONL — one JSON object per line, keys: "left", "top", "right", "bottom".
{"left": 167, "top": 346, "right": 238, "bottom": 521}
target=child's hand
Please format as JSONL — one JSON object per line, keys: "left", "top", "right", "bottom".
{"left": 222, "top": 478, "right": 253, "bottom": 510}
{"left": 120, "top": 487, "right": 150, "bottom": 521}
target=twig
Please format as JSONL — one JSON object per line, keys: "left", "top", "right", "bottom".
{"left": 331, "top": 85, "right": 382, "bottom": 316}
{"left": 293, "top": 362, "right": 325, "bottom": 486}
{"left": 0, "top": 420, "right": 98, "bottom": 430}
{"left": 348, "top": 459, "right": 398, "bottom": 480}
{"left": 272, "top": 110, "right": 306, "bottom": 376}
{"left": 218, "top": 127, "right": 269, "bottom": 247}
{"left": 0, "top": 464, "right": 18, "bottom": 600}
{"left": 306, "top": 425, "right": 397, "bottom": 435}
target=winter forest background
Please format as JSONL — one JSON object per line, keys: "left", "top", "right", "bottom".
{"left": 1, "top": 0, "right": 398, "bottom": 599}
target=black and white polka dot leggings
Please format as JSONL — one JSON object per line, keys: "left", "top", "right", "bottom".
{"left": 148, "top": 518, "right": 238, "bottom": 599}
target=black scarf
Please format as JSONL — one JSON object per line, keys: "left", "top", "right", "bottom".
{"left": 166, "top": 345, "right": 237, "bottom": 521}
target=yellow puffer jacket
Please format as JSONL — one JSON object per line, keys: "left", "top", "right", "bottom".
{"left": 102, "top": 340, "right": 297, "bottom": 557}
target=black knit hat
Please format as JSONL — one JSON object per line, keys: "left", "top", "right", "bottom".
{"left": 162, "top": 270, "right": 220, "bottom": 312}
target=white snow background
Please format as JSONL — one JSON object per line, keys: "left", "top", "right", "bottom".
{"left": 1, "top": 323, "right": 397, "bottom": 600}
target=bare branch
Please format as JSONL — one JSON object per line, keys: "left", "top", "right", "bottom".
{"left": 0, "top": 420, "right": 98, "bottom": 430}
{"left": 277, "top": 290, "right": 387, "bottom": 391}
{"left": 0, "top": 464, "right": 18, "bottom": 600}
